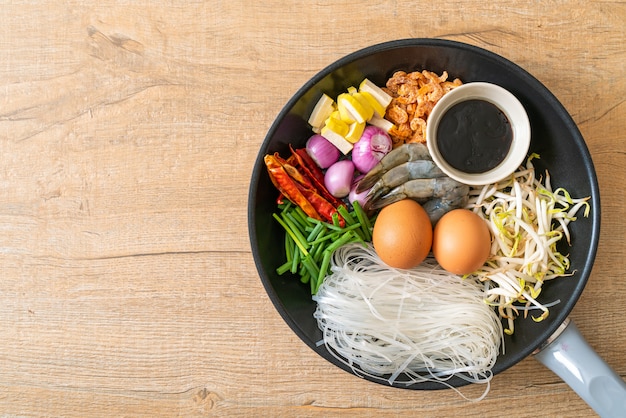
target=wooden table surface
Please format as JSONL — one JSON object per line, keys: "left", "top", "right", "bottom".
{"left": 1, "top": 2, "right": 624, "bottom": 417}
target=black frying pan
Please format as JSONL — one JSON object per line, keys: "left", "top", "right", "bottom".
{"left": 248, "top": 39, "right": 624, "bottom": 415}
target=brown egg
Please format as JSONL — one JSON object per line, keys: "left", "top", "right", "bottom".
{"left": 432, "top": 209, "right": 491, "bottom": 275}
{"left": 372, "top": 199, "right": 433, "bottom": 269}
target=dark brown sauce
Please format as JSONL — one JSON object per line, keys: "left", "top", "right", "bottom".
{"left": 436, "top": 99, "right": 513, "bottom": 174}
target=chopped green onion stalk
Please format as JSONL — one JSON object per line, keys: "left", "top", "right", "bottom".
{"left": 272, "top": 203, "right": 375, "bottom": 295}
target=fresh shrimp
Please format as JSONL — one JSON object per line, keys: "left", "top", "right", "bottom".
{"left": 356, "top": 143, "right": 431, "bottom": 192}
{"left": 423, "top": 195, "right": 469, "bottom": 225}
{"left": 365, "top": 177, "right": 469, "bottom": 211}
{"left": 365, "top": 160, "right": 445, "bottom": 203}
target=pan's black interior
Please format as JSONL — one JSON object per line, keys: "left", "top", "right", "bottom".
{"left": 248, "top": 39, "right": 601, "bottom": 390}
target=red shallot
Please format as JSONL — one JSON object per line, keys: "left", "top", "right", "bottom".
{"left": 349, "top": 174, "right": 370, "bottom": 207}
{"left": 324, "top": 160, "right": 355, "bottom": 198}
{"left": 306, "top": 134, "right": 340, "bottom": 169}
{"left": 351, "top": 126, "right": 392, "bottom": 174}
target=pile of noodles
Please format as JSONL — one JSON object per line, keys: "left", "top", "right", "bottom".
{"left": 313, "top": 243, "right": 503, "bottom": 400}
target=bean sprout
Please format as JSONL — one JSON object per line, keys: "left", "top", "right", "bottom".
{"left": 467, "top": 154, "right": 590, "bottom": 334}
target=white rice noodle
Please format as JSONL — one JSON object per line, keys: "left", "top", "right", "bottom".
{"left": 313, "top": 243, "right": 503, "bottom": 401}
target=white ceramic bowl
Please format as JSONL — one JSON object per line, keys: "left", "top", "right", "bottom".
{"left": 426, "top": 82, "right": 531, "bottom": 185}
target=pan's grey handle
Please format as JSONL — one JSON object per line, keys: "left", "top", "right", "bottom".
{"left": 533, "top": 318, "right": 626, "bottom": 418}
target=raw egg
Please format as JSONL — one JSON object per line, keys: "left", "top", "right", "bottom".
{"left": 432, "top": 209, "right": 491, "bottom": 275}
{"left": 372, "top": 199, "right": 432, "bottom": 269}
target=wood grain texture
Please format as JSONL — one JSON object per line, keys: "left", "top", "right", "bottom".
{"left": 0, "top": 1, "right": 624, "bottom": 416}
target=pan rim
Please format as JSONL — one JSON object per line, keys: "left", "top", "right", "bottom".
{"left": 248, "top": 37, "right": 602, "bottom": 390}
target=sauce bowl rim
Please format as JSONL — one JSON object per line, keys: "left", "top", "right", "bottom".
{"left": 426, "top": 81, "right": 531, "bottom": 186}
